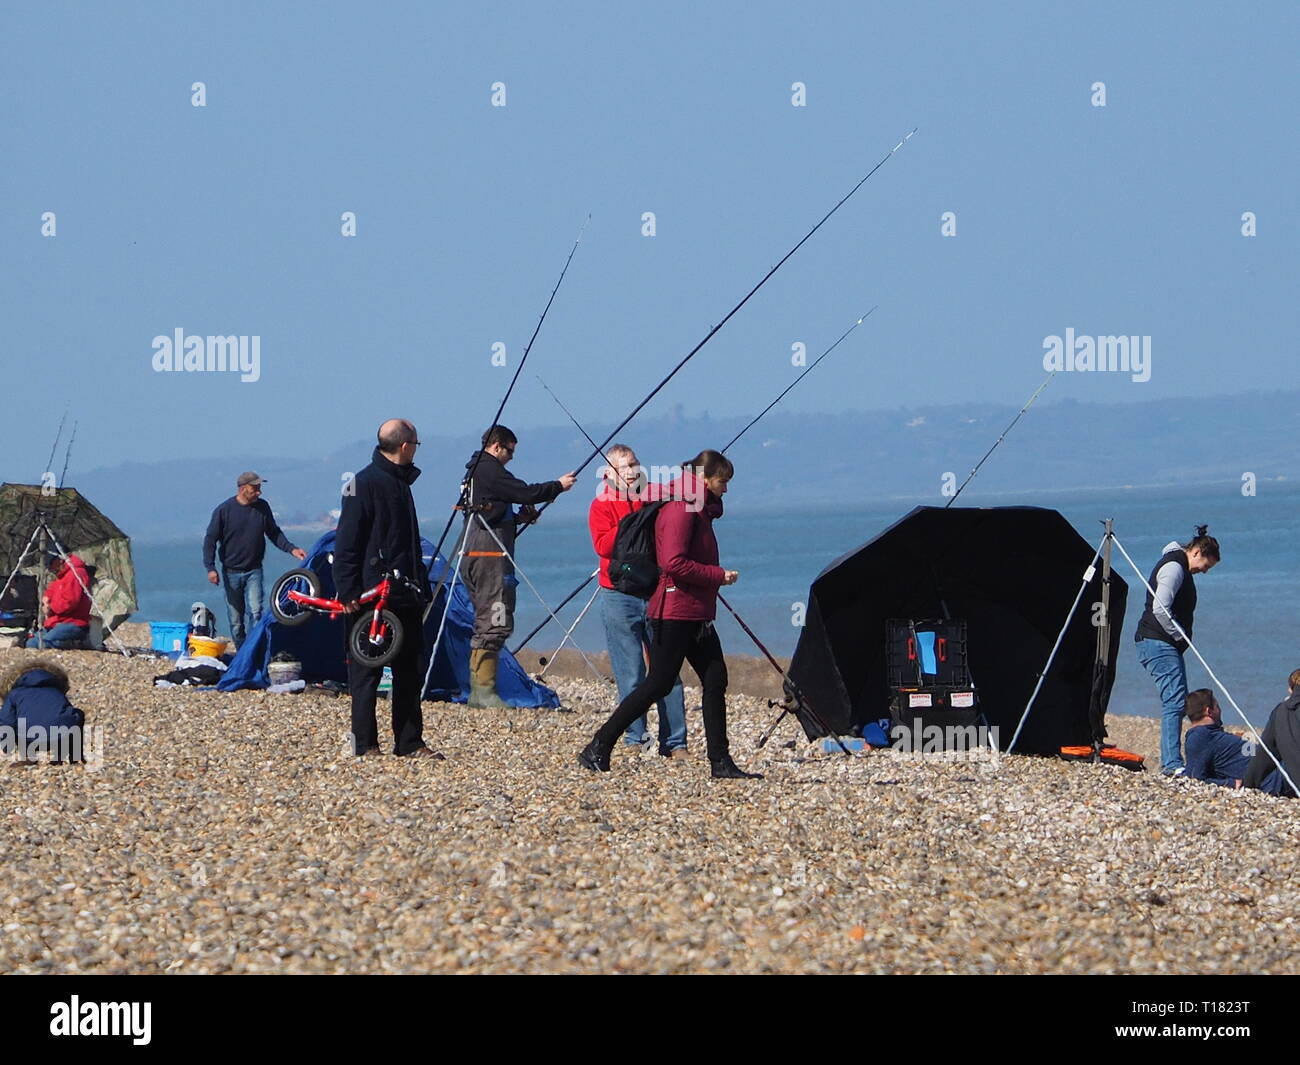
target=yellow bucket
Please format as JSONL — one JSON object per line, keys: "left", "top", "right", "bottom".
{"left": 188, "top": 634, "right": 227, "bottom": 658}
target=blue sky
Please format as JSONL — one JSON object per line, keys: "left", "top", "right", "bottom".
{"left": 3, "top": 0, "right": 1296, "bottom": 479}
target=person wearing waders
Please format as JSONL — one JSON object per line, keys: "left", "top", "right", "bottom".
{"left": 1134, "top": 525, "right": 1220, "bottom": 775}
{"left": 460, "top": 425, "right": 576, "bottom": 707}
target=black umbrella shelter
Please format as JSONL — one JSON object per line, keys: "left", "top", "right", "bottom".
{"left": 787, "top": 506, "right": 1126, "bottom": 754}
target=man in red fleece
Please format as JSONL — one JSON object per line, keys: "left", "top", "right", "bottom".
{"left": 27, "top": 552, "right": 92, "bottom": 649}
{"left": 588, "top": 445, "right": 687, "bottom": 755}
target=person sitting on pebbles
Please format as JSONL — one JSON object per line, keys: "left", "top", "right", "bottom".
{"left": 1241, "top": 669, "right": 1300, "bottom": 798}
{"left": 1182, "top": 689, "right": 1251, "bottom": 788}
{"left": 0, "top": 659, "right": 86, "bottom": 765}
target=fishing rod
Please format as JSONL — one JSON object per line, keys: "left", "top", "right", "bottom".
{"left": 42, "top": 409, "right": 68, "bottom": 481}
{"left": 422, "top": 216, "right": 589, "bottom": 618}
{"left": 505, "top": 376, "right": 619, "bottom": 656}
{"left": 525, "top": 129, "right": 916, "bottom": 530}
{"left": 716, "top": 593, "right": 851, "bottom": 756}
{"left": 722, "top": 306, "right": 876, "bottom": 453}
{"left": 946, "top": 370, "right": 1055, "bottom": 508}
{"left": 518, "top": 304, "right": 875, "bottom": 648}
{"left": 58, "top": 421, "right": 78, "bottom": 487}
{"left": 519, "top": 384, "right": 850, "bottom": 758}
{"left": 536, "top": 376, "right": 615, "bottom": 476}
{"left": 510, "top": 568, "right": 599, "bottom": 655}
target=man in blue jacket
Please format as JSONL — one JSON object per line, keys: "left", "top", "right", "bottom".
{"left": 334, "top": 419, "right": 440, "bottom": 759}
{"left": 204, "top": 472, "right": 306, "bottom": 647}
{"left": 1183, "top": 689, "right": 1250, "bottom": 787}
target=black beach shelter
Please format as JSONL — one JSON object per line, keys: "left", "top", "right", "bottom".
{"left": 786, "top": 506, "right": 1127, "bottom": 754}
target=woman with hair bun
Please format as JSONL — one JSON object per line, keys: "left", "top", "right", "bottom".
{"left": 579, "top": 449, "right": 762, "bottom": 780}
{"left": 1134, "top": 525, "right": 1221, "bottom": 775}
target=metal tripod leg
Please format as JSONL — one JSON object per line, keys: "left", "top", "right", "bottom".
{"left": 471, "top": 513, "right": 608, "bottom": 686}
{"left": 538, "top": 582, "right": 602, "bottom": 682}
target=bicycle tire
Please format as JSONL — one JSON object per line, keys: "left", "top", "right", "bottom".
{"left": 270, "top": 567, "right": 321, "bottom": 627}
{"left": 349, "top": 609, "right": 403, "bottom": 668}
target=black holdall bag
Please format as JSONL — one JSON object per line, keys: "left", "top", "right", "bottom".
{"left": 607, "top": 500, "right": 670, "bottom": 600}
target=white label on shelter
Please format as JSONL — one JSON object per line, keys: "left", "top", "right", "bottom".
{"left": 951, "top": 691, "right": 975, "bottom": 708}
{"left": 909, "top": 693, "right": 933, "bottom": 708}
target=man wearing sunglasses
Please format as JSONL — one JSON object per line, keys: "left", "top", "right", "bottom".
{"left": 461, "top": 424, "right": 577, "bottom": 708}
{"left": 335, "top": 418, "right": 440, "bottom": 759}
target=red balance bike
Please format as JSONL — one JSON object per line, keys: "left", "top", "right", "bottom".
{"left": 270, "top": 566, "right": 424, "bottom": 669}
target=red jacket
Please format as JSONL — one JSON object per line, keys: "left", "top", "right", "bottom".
{"left": 648, "top": 472, "right": 726, "bottom": 622}
{"left": 588, "top": 479, "right": 667, "bottom": 589}
{"left": 44, "top": 554, "right": 92, "bottom": 628}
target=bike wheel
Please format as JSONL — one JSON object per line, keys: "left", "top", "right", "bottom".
{"left": 349, "top": 609, "right": 403, "bottom": 668}
{"left": 270, "top": 567, "right": 321, "bottom": 626}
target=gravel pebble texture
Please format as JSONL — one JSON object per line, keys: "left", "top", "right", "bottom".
{"left": 0, "top": 635, "right": 1295, "bottom": 974}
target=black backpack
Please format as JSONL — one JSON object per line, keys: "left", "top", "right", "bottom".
{"left": 608, "top": 501, "right": 670, "bottom": 599}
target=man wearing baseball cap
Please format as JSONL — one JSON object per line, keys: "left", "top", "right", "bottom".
{"left": 203, "top": 472, "right": 307, "bottom": 648}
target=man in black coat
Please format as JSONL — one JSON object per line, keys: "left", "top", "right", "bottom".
{"left": 460, "top": 424, "right": 576, "bottom": 707}
{"left": 334, "top": 419, "right": 440, "bottom": 759}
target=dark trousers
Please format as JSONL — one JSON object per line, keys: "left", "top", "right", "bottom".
{"left": 464, "top": 554, "right": 515, "bottom": 652}
{"left": 595, "top": 619, "right": 730, "bottom": 762}
{"left": 348, "top": 600, "right": 426, "bottom": 755}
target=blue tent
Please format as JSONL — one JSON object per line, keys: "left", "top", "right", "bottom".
{"left": 217, "top": 531, "right": 560, "bottom": 708}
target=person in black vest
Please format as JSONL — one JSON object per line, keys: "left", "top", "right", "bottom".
{"left": 334, "top": 419, "right": 440, "bottom": 759}
{"left": 460, "top": 425, "right": 576, "bottom": 708}
{"left": 1134, "top": 525, "right": 1220, "bottom": 775}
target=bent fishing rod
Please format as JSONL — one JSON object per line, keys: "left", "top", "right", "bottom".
{"left": 523, "top": 129, "right": 916, "bottom": 531}
{"left": 946, "top": 370, "right": 1055, "bottom": 508}
{"left": 422, "top": 216, "right": 589, "bottom": 617}
{"left": 511, "top": 309, "right": 877, "bottom": 654}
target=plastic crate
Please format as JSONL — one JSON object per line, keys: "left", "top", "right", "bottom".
{"left": 150, "top": 621, "right": 188, "bottom": 653}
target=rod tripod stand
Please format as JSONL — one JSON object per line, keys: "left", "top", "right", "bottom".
{"left": 421, "top": 506, "right": 607, "bottom": 697}
{"left": 0, "top": 518, "right": 131, "bottom": 658}
{"left": 1008, "top": 519, "right": 1299, "bottom": 796}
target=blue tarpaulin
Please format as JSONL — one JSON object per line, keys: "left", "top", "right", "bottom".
{"left": 216, "top": 531, "right": 561, "bottom": 708}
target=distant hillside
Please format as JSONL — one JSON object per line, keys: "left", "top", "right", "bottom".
{"left": 63, "top": 389, "right": 1300, "bottom": 543}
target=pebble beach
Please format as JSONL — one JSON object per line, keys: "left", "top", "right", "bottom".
{"left": 1, "top": 633, "right": 1296, "bottom": 975}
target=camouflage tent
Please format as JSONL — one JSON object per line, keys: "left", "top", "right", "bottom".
{"left": 0, "top": 483, "right": 137, "bottom": 629}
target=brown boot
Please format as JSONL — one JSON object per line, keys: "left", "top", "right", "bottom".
{"left": 468, "top": 649, "right": 509, "bottom": 709}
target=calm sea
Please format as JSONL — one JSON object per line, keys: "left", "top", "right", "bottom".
{"left": 134, "top": 481, "right": 1300, "bottom": 727}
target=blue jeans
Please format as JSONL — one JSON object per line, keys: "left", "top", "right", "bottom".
{"left": 1136, "top": 637, "right": 1188, "bottom": 772}
{"left": 26, "top": 622, "right": 88, "bottom": 649}
{"left": 223, "top": 567, "right": 264, "bottom": 649}
{"left": 1257, "top": 769, "right": 1295, "bottom": 798}
{"left": 600, "top": 587, "right": 687, "bottom": 751}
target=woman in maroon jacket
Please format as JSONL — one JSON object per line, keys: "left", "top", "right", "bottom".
{"left": 579, "top": 450, "right": 762, "bottom": 779}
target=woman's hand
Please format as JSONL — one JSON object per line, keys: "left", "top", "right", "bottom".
{"left": 722, "top": 570, "right": 739, "bottom": 586}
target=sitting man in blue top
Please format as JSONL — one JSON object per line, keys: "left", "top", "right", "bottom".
{"left": 1133, "top": 525, "right": 1220, "bottom": 776}
{"left": 1183, "top": 689, "right": 1250, "bottom": 788}
{"left": 203, "top": 472, "right": 307, "bottom": 648}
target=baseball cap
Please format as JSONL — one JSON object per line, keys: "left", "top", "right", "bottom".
{"left": 237, "top": 472, "right": 266, "bottom": 487}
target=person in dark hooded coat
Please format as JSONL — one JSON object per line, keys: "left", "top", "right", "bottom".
{"left": 0, "top": 658, "right": 85, "bottom": 764}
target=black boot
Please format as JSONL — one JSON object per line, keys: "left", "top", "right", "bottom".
{"left": 578, "top": 738, "right": 613, "bottom": 773}
{"left": 710, "top": 753, "right": 763, "bottom": 779}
